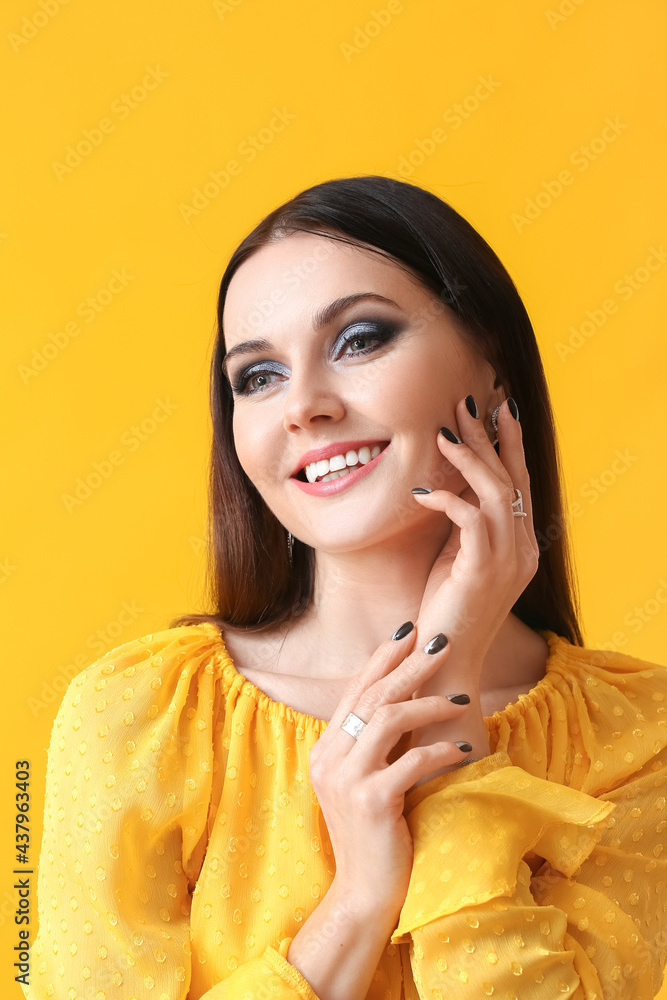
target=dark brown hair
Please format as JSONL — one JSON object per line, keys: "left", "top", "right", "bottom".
{"left": 171, "top": 175, "right": 583, "bottom": 645}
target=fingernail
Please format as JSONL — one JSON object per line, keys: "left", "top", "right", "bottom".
{"left": 424, "top": 633, "right": 448, "bottom": 654}
{"left": 446, "top": 693, "right": 470, "bottom": 705}
{"left": 464, "top": 394, "right": 478, "bottom": 419}
{"left": 455, "top": 741, "right": 473, "bottom": 752}
{"left": 440, "top": 426, "right": 461, "bottom": 444}
{"left": 411, "top": 487, "right": 433, "bottom": 494}
{"left": 507, "top": 397, "right": 519, "bottom": 421}
{"left": 391, "top": 621, "right": 414, "bottom": 641}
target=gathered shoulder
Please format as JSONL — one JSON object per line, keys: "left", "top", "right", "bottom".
{"left": 546, "top": 630, "right": 667, "bottom": 714}
{"left": 43, "top": 621, "right": 229, "bottom": 883}
{"left": 538, "top": 631, "right": 667, "bottom": 794}
{"left": 56, "top": 621, "right": 226, "bottom": 705}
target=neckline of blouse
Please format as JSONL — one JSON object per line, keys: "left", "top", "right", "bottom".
{"left": 203, "top": 622, "right": 569, "bottom": 734}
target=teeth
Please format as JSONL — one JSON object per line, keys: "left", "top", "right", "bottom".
{"left": 320, "top": 467, "right": 354, "bottom": 482}
{"left": 303, "top": 442, "right": 386, "bottom": 483}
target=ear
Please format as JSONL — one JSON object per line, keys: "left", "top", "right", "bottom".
{"left": 479, "top": 365, "right": 506, "bottom": 445}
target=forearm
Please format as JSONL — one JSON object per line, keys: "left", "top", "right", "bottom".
{"left": 284, "top": 881, "right": 400, "bottom": 1000}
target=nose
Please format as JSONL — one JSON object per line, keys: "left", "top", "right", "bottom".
{"left": 282, "top": 367, "right": 345, "bottom": 432}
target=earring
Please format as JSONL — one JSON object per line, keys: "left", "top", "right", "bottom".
{"left": 287, "top": 531, "right": 293, "bottom": 568}
{"left": 490, "top": 404, "right": 501, "bottom": 446}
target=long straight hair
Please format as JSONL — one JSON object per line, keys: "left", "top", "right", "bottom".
{"left": 171, "top": 176, "right": 583, "bottom": 645}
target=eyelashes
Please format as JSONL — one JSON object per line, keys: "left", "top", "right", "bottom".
{"left": 230, "top": 317, "right": 402, "bottom": 397}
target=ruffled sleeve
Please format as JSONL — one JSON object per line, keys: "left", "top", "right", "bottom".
{"left": 389, "top": 639, "right": 667, "bottom": 999}
{"left": 24, "top": 625, "right": 321, "bottom": 1000}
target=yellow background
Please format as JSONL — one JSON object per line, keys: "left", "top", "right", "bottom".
{"left": 2, "top": 0, "right": 666, "bottom": 993}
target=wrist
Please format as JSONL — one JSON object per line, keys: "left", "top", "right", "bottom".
{"left": 328, "top": 877, "right": 404, "bottom": 926}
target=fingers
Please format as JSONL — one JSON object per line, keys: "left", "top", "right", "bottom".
{"left": 442, "top": 399, "right": 516, "bottom": 556}
{"left": 413, "top": 394, "right": 536, "bottom": 562}
{"left": 352, "top": 635, "right": 452, "bottom": 723}
{"left": 493, "top": 398, "right": 533, "bottom": 521}
{"left": 384, "top": 739, "right": 473, "bottom": 791}
{"left": 344, "top": 695, "right": 470, "bottom": 778}
{"left": 411, "top": 488, "right": 491, "bottom": 574}
{"left": 494, "top": 401, "right": 537, "bottom": 561}
{"left": 312, "top": 625, "right": 417, "bottom": 758}
{"left": 312, "top": 629, "right": 453, "bottom": 764}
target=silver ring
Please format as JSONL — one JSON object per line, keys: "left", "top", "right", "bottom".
{"left": 511, "top": 487, "right": 527, "bottom": 517}
{"left": 341, "top": 712, "right": 367, "bottom": 739}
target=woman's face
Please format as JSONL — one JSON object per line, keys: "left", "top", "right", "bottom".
{"left": 222, "top": 232, "right": 499, "bottom": 552}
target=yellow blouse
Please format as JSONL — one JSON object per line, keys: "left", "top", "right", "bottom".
{"left": 24, "top": 622, "right": 667, "bottom": 1000}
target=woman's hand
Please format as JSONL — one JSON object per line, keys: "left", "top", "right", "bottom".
{"left": 410, "top": 395, "right": 540, "bottom": 685}
{"left": 308, "top": 625, "right": 472, "bottom": 915}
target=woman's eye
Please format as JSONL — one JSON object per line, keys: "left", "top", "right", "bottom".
{"left": 232, "top": 364, "right": 284, "bottom": 397}
{"left": 232, "top": 320, "right": 398, "bottom": 397}
{"left": 341, "top": 333, "right": 380, "bottom": 354}
{"left": 245, "top": 372, "right": 279, "bottom": 393}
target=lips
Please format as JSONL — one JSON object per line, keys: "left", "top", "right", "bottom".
{"left": 296, "top": 442, "right": 388, "bottom": 483}
{"left": 290, "top": 439, "right": 391, "bottom": 480}
{"left": 290, "top": 441, "right": 391, "bottom": 496}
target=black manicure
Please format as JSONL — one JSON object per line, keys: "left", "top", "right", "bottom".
{"left": 440, "top": 426, "right": 461, "bottom": 444}
{"left": 411, "top": 487, "right": 433, "bottom": 494}
{"left": 464, "top": 394, "right": 478, "bottom": 419}
{"left": 507, "top": 397, "right": 519, "bottom": 421}
{"left": 455, "top": 741, "right": 473, "bottom": 752}
{"left": 391, "top": 621, "right": 414, "bottom": 641}
{"left": 447, "top": 693, "right": 471, "bottom": 705}
{"left": 424, "top": 633, "right": 448, "bottom": 654}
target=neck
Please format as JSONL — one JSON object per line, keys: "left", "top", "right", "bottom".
{"left": 281, "top": 533, "right": 550, "bottom": 691}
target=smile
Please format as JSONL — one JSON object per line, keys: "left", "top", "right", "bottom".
{"left": 303, "top": 442, "right": 385, "bottom": 483}
{"left": 290, "top": 442, "right": 390, "bottom": 496}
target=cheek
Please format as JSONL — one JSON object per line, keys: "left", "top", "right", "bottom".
{"left": 379, "top": 353, "right": 448, "bottom": 418}
{"left": 231, "top": 417, "right": 257, "bottom": 480}
{"left": 232, "top": 416, "right": 281, "bottom": 493}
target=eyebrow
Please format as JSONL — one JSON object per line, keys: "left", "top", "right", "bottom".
{"left": 221, "top": 292, "right": 400, "bottom": 378}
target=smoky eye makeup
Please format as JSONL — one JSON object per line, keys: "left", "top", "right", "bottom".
{"left": 228, "top": 315, "right": 405, "bottom": 397}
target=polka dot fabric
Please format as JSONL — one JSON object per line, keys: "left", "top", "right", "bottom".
{"left": 23, "top": 624, "right": 667, "bottom": 999}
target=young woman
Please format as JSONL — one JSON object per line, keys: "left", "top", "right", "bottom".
{"left": 26, "top": 177, "right": 667, "bottom": 1000}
